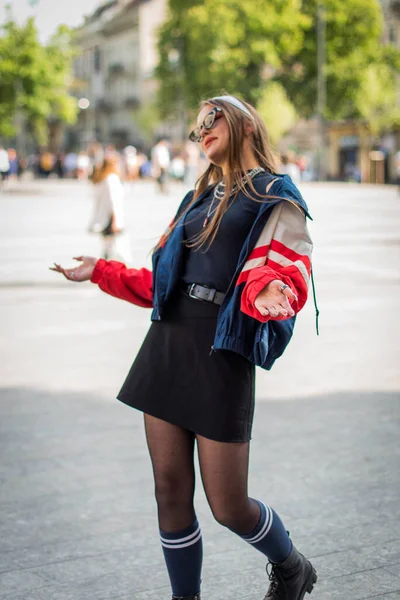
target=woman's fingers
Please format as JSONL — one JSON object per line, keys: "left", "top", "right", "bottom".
{"left": 49, "top": 263, "right": 74, "bottom": 280}
{"left": 281, "top": 285, "right": 298, "bottom": 303}
{"left": 269, "top": 305, "right": 284, "bottom": 317}
{"left": 49, "top": 262, "right": 63, "bottom": 273}
{"left": 256, "top": 300, "right": 292, "bottom": 318}
{"left": 280, "top": 295, "right": 295, "bottom": 317}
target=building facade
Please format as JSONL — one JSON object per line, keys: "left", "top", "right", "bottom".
{"left": 324, "top": 0, "right": 400, "bottom": 183}
{"left": 69, "top": 0, "right": 167, "bottom": 149}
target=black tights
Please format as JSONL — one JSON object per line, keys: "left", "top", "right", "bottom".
{"left": 144, "top": 414, "right": 260, "bottom": 534}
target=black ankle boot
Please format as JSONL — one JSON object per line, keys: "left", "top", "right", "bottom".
{"left": 172, "top": 596, "right": 200, "bottom": 600}
{"left": 263, "top": 545, "right": 317, "bottom": 599}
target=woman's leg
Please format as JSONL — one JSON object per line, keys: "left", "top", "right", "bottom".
{"left": 144, "top": 414, "right": 202, "bottom": 598}
{"left": 196, "top": 435, "right": 291, "bottom": 564}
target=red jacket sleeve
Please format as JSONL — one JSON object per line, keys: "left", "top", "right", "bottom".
{"left": 240, "top": 202, "right": 313, "bottom": 322}
{"left": 91, "top": 259, "right": 153, "bottom": 308}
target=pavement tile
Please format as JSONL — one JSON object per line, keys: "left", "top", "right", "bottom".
{"left": 311, "top": 568, "right": 400, "bottom": 599}
{"left": 1, "top": 389, "right": 400, "bottom": 599}
{"left": 385, "top": 564, "right": 400, "bottom": 578}
{"left": 1, "top": 181, "right": 400, "bottom": 600}
{"left": 361, "top": 594, "right": 400, "bottom": 600}
{"left": 0, "top": 571, "right": 47, "bottom": 598}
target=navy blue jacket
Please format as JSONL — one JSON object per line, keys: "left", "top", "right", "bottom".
{"left": 150, "top": 173, "right": 312, "bottom": 371}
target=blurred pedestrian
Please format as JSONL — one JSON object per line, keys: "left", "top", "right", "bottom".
{"left": 64, "top": 150, "right": 78, "bottom": 178}
{"left": 88, "top": 157, "right": 131, "bottom": 262}
{"left": 88, "top": 141, "right": 104, "bottom": 170}
{"left": 151, "top": 138, "right": 170, "bottom": 193}
{"left": 394, "top": 150, "right": 400, "bottom": 192}
{"left": 123, "top": 145, "right": 139, "bottom": 180}
{"left": 170, "top": 153, "right": 185, "bottom": 181}
{"left": 76, "top": 151, "right": 90, "bottom": 180}
{"left": 184, "top": 140, "right": 200, "bottom": 188}
{"left": 280, "top": 153, "right": 301, "bottom": 184}
{"left": 138, "top": 152, "right": 151, "bottom": 178}
{"left": 39, "top": 150, "right": 54, "bottom": 178}
{"left": 7, "top": 148, "right": 19, "bottom": 180}
{"left": 0, "top": 146, "right": 10, "bottom": 179}
{"left": 55, "top": 153, "right": 65, "bottom": 179}
{"left": 51, "top": 94, "right": 316, "bottom": 600}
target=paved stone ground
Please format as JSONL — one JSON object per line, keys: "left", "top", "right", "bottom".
{"left": 0, "top": 180, "right": 399, "bottom": 599}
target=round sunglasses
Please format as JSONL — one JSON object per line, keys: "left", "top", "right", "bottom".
{"left": 189, "top": 107, "right": 223, "bottom": 143}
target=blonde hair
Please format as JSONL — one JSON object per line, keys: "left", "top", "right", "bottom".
{"left": 156, "top": 94, "right": 279, "bottom": 252}
{"left": 91, "top": 157, "right": 120, "bottom": 184}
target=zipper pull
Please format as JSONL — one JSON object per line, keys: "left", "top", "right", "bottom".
{"left": 209, "top": 345, "right": 215, "bottom": 356}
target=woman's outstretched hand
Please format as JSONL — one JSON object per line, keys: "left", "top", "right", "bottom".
{"left": 254, "top": 279, "right": 298, "bottom": 319}
{"left": 50, "top": 256, "right": 98, "bottom": 282}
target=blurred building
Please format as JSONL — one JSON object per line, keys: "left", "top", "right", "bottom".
{"left": 324, "top": 0, "right": 400, "bottom": 183}
{"left": 69, "top": 0, "right": 166, "bottom": 149}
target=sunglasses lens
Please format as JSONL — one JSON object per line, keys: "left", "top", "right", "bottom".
{"left": 190, "top": 108, "right": 221, "bottom": 142}
{"left": 204, "top": 112, "right": 215, "bottom": 129}
{"left": 189, "top": 129, "right": 200, "bottom": 142}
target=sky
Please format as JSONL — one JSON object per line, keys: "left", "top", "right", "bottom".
{"left": 2, "top": 0, "right": 102, "bottom": 41}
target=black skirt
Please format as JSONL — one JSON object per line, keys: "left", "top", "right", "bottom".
{"left": 117, "top": 291, "right": 255, "bottom": 442}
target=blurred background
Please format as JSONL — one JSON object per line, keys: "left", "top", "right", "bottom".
{"left": 0, "top": 0, "right": 400, "bottom": 183}
{"left": 1, "top": 2, "right": 400, "bottom": 599}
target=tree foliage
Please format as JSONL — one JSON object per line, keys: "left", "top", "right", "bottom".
{"left": 356, "top": 63, "right": 400, "bottom": 136}
{"left": 278, "top": 0, "right": 398, "bottom": 122}
{"left": 157, "top": 0, "right": 400, "bottom": 139}
{"left": 0, "top": 13, "right": 77, "bottom": 145}
{"left": 156, "top": 0, "right": 308, "bottom": 118}
{"left": 257, "top": 82, "right": 297, "bottom": 146}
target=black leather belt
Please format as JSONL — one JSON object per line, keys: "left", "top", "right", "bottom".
{"left": 183, "top": 283, "right": 225, "bottom": 306}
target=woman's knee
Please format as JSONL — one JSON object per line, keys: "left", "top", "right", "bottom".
{"left": 154, "top": 471, "right": 194, "bottom": 511}
{"left": 209, "top": 498, "right": 251, "bottom": 530}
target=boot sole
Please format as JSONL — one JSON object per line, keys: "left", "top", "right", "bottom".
{"left": 299, "top": 565, "right": 318, "bottom": 599}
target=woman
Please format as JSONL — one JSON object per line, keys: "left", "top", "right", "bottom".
{"left": 88, "top": 156, "right": 131, "bottom": 262}
{"left": 51, "top": 95, "right": 316, "bottom": 600}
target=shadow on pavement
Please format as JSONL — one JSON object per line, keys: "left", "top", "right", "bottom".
{"left": 0, "top": 387, "right": 399, "bottom": 600}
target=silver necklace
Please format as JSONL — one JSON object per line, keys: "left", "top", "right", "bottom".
{"left": 202, "top": 166, "right": 265, "bottom": 228}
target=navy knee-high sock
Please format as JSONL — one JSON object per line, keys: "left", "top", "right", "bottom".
{"left": 240, "top": 501, "right": 292, "bottom": 564}
{"left": 160, "top": 519, "right": 203, "bottom": 597}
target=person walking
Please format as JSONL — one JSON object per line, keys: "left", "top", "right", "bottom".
{"left": 88, "top": 156, "right": 131, "bottom": 262}
{"left": 39, "top": 150, "right": 54, "bottom": 178}
{"left": 0, "top": 145, "right": 10, "bottom": 186}
{"left": 51, "top": 94, "right": 316, "bottom": 600}
{"left": 280, "top": 153, "right": 302, "bottom": 185}
{"left": 151, "top": 137, "right": 171, "bottom": 193}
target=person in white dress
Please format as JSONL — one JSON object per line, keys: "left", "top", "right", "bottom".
{"left": 151, "top": 138, "right": 171, "bottom": 193}
{"left": 88, "top": 157, "right": 131, "bottom": 262}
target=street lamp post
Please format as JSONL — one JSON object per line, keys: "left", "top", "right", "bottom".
{"left": 77, "top": 97, "right": 90, "bottom": 147}
{"left": 316, "top": 1, "right": 327, "bottom": 181}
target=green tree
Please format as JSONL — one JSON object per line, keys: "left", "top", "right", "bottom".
{"left": 156, "top": 0, "right": 308, "bottom": 119}
{"left": 0, "top": 14, "right": 77, "bottom": 145}
{"left": 257, "top": 82, "right": 297, "bottom": 146}
{"left": 157, "top": 0, "right": 400, "bottom": 140}
{"left": 278, "top": 0, "right": 400, "bottom": 122}
{"left": 356, "top": 63, "right": 400, "bottom": 137}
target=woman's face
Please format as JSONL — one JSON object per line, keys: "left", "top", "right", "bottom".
{"left": 197, "top": 104, "right": 230, "bottom": 166}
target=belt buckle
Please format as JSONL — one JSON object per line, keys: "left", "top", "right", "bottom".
{"left": 188, "top": 283, "right": 201, "bottom": 300}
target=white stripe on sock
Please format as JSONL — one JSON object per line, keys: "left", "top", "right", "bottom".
{"left": 160, "top": 524, "right": 201, "bottom": 546}
{"left": 160, "top": 531, "right": 202, "bottom": 550}
{"left": 246, "top": 504, "right": 274, "bottom": 544}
